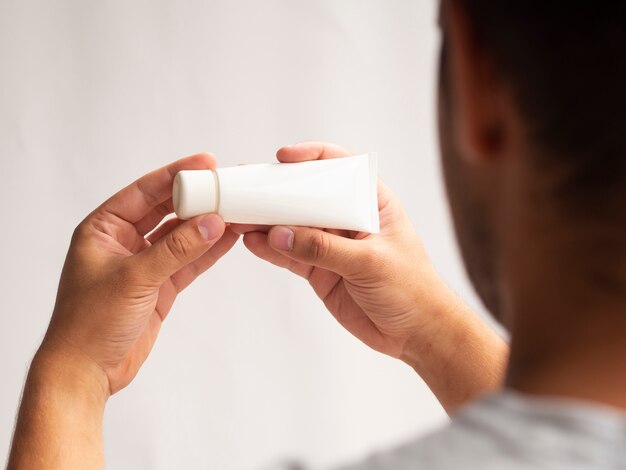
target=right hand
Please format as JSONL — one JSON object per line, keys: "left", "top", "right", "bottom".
{"left": 232, "top": 142, "right": 464, "bottom": 360}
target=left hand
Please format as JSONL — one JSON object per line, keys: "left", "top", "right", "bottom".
{"left": 231, "top": 142, "right": 507, "bottom": 412}
{"left": 38, "top": 153, "right": 239, "bottom": 399}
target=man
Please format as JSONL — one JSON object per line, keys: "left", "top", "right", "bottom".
{"left": 8, "top": 1, "right": 626, "bottom": 469}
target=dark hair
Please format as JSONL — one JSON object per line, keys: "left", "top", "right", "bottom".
{"left": 459, "top": 2, "right": 626, "bottom": 209}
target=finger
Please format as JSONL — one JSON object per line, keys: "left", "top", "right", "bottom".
{"left": 131, "top": 213, "right": 225, "bottom": 284}
{"left": 243, "top": 232, "right": 313, "bottom": 278}
{"left": 170, "top": 228, "right": 240, "bottom": 292}
{"left": 244, "top": 231, "right": 343, "bottom": 299}
{"left": 266, "top": 226, "right": 366, "bottom": 277}
{"left": 307, "top": 263, "right": 343, "bottom": 300}
{"left": 135, "top": 198, "right": 174, "bottom": 236}
{"left": 276, "top": 142, "right": 352, "bottom": 163}
{"left": 145, "top": 217, "right": 184, "bottom": 244}
{"left": 376, "top": 179, "right": 396, "bottom": 212}
{"left": 230, "top": 223, "right": 271, "bottom": 235}
{"left": 98, "top": 153, "right": 217, "bottom": 226}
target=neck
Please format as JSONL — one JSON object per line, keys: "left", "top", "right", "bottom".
{"left": 501, "top": 189, "right": 626, "bottom": 409}
{"left": 506, "top": 304, "right": 626, "bottom": 410}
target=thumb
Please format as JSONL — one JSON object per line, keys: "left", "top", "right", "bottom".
{"left": 134, "top": 214, "right": 226, "bottom": 283}
{"left": 267, "top": 226, "right": 365, "bottom": 276}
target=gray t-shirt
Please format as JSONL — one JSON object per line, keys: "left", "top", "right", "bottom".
{"left": 338, "top": 390, "right": 626, "bottom": 469}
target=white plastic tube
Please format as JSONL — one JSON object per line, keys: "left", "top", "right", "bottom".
{"left": 172, "top": 153, "right": 379, "bottom": 233}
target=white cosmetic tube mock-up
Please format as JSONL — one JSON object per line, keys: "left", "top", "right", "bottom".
{"left": 173, "top": 153, "right": 380, "bottom": 233}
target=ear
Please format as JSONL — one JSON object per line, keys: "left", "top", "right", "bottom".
{"left": 445, "top": 0, "right": 508, "bottom": 163}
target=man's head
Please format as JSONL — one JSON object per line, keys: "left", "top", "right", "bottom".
{"left": 437, "top": 1, "right": 626, "bottom": 326}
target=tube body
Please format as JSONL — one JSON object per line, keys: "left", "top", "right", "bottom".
{"left": 173, "top": 153, "right": 379, "bottom": 233}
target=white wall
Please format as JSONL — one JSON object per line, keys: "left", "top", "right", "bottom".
{"left": 0, "top": 1, "right": 488, "bottom": 468}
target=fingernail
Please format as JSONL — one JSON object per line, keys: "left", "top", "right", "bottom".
{"left": 270, "top": 226, "right": 294, "bottom": 251}
{"left": 198, "top": 214, "right": 223, "bottom": 240}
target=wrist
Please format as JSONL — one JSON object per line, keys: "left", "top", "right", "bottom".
{"left": 399, "top": 288, "right": 464, "bottom": 372}
{"left": 29, "top": 340, "right": 111, "bottom": 412}
{"left": 400, "top": 287, "right": 508, "bottom": 413}
{"left": 8, "top": 341, "right": 109, "bottom": 468}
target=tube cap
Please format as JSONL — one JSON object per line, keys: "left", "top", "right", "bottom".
{"left": 173, "top": 170, "right": 217, "bottom": 219}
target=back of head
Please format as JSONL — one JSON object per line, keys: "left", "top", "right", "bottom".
{"left": 461, "top": 2, "right": 626, "bottom": 215}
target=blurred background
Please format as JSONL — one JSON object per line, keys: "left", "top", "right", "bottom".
{"left": 0, "top": 1, "right": 492, "bottom": 468}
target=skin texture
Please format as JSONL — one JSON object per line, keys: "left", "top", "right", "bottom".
{"left": 440, "top": 0, "right": 626, "bottom": 409}
{"left": 8, "top": 143, "right": 508, "bottom": 468}
{"left": 17, "top": 0, "right": 605, "bottom": 465}
{"left": 231, "top": 143, "right": 508, "bottom": 410}
{"left": 10, "top": 0, "right": 626, "bottom": 466}
{"left": 8, "top": 154, "right": 239, "bottom": 469}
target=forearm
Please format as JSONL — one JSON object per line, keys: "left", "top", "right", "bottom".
{"left": 401, "top": 294, "right": 509, "bottom": 414}
{"left": 8, "top": 345, "right": 109, "bottom": 470}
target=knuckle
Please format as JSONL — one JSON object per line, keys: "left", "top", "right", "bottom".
{"left": 136, "top": 179, "right": 161, "bottom": 207}
{"left": 165, "top": 230, "right": 194, "bottom": 262}
{"left": 71, "top": 219, "right": 91, "bottom": 243}
{"left": 306, "top": 231, "right": 331, "bottom": 261}
{"left": 154, "top": 202, "right": 171, "bottom": 216}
